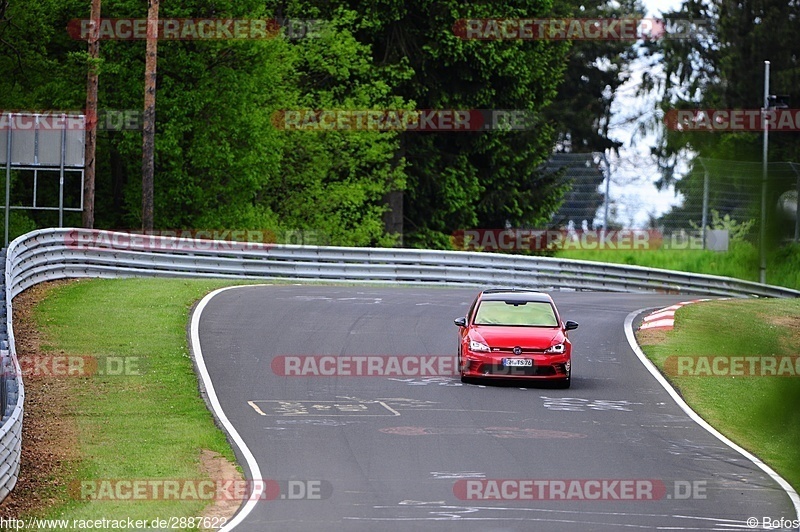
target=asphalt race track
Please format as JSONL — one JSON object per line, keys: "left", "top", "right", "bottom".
{"left": 194, "top": 284, "right": 798, "bottom": 531}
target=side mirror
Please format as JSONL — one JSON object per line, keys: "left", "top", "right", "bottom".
{"left": 454, "top": 317, "right": 467, "bottom": 327}
{"left": 564, "top": 320, "right": 579, "bottom": 331}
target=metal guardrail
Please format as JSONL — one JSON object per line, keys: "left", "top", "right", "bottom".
{"left": 0, "top": 227, "right": 798, "bottom": 503}
{"left": 0, "top": 245, "right": 20, "bottom": 503}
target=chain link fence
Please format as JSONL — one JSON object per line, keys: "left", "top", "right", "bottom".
{"left": 541, "top": 153, "right": 800, "bottom": 246}
{"left": 544, "top": 152, "right": 610, "bottom": 230}
{"left": 657, "top": 158, "right": 800, "bottom": 243}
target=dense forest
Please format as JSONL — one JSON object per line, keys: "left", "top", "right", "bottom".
{"left": 0, "top": 0, "right": 796, "bottom": 246}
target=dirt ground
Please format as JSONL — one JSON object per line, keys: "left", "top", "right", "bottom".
{"left": 0, "top": 280, "right": 79, "bottom": 519}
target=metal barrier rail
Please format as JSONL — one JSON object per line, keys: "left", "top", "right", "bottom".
{"left": 0, "top": 227, "right": 798, "bottom": 502}
{"left": 0, "top": 244, "right": 20, "bottom": 503}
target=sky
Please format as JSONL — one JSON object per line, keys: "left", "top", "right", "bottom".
{"left": 642, "top": 0, "right": 687, "bottom": 20}
{"left": 600, "top": 0, "right": 691, "bottom": 228}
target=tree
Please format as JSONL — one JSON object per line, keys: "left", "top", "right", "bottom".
{"left": 0, "top": 0, "right": 408, "bottom": 245}
{"left": 83, "top": 0, "right": 101, "bottom": 229}
{"left": 543, "top": 0, "right": 644, "bottom": 155}
{"left": 643, "top": 0, "right": 800, "bottom": 180}
{"left": 281, "top": 0, "right": 572, "bottom": 247}
{"left": 641, "top": 0, "right": 800, "bottom": 235}
{"left": 141, "top": 0, "right": 158, "bottom": 231}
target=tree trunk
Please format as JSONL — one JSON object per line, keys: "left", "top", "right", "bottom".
{"left": 82, "top": 0, "right": 101, "bottom": 229}
{"left": 141, "top": 0, "right": 159, "bottom": 231}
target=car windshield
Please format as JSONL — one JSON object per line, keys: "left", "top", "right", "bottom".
{"left": 474, "top": 300, "right": 559, "bottom": 327}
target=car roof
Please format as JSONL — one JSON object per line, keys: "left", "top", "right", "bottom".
{"left": 478, "top": 289, "right": 553, "bottom": 303}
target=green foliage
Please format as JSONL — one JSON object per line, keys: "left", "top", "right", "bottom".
{"left": 689, "top": 209, "right": 754, "bottom": 241}
{"left": 8, "top": 211, "right": 39, "bottom": 241}
{"left": 544, "top": 0, "right": 644, "bottom": 154}
{"left": 639, "top": 0, "right": 800, "bottom": 247}
{"left": 643, "top": 0, "right": 800, "bottom": 181}
{"left": 0, "top": 0, "right": 635, "bottom": 247}
{"left": 770, "top": 243, "right": 800, "bottom": 290}
{"left": 280, "top": 0, "right": 572, "bottom": 247}
{"left": 264, "top": 7, "right": 411, "bottom": 245}
{"left": 0, "top": 0, "right": 407, "bottom": 245}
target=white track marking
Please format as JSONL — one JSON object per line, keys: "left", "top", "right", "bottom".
{"left": 190, "top": 285, "right": 268, "bottom": 531}
{"left": 625, "top": 307, "right": 800, "bottom": 525}
{"left": 247, "top": 401, "right": 267, "bottom": 416}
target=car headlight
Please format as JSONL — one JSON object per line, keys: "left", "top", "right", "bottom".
{"left": 545, "top": 342, "right": 565, "bottom": 354}
{"left": 469, "top": 339, "right": 491, "bottom": 352}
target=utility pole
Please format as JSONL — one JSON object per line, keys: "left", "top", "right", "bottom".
{"left": 141, "top": 0, "right": 159, "bottom": 231}
{"left": 759, "top": 61, "right": 769, "bottom": 284}
{"left": 601, "top": 152, "right": 610, "bottom": 239}
{"left": 83, "top": 0, "right": 101, "bottom": 229}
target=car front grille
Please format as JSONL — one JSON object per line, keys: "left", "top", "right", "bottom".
{"left": 483, "top": 363, "right": 557, "bottom": 377}
{"left": 490, "top": 347, "right": 546, "bottom": 354}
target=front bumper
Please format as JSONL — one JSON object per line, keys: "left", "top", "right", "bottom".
{"left": 461, "top": 352, "right": 570, "bottom": 380}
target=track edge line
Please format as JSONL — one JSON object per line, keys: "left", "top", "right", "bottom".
{"left": 189, "top": 284, "right": 269, "bottom": 531}
{"left": 624, "top": 308, "right": 800, "bottom": 527}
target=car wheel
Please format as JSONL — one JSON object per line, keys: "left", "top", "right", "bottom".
{"left": 555, "top": 378, "right": 570, "bottom": 389}
{"left": 458, "top": 362, "right": 470, "bottom": 383}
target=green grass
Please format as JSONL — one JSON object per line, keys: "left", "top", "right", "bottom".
{"left": 24, "top": 278, "right": 256, "bottom": 528}
{"left": 637, "top": 298, "right": 800, "bottom": 491}
{"left": 555, "top": 240, "right": 800, "bottom": 290}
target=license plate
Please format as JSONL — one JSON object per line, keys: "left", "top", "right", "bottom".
{"left": 503, "top": 358, "right": 532, "bottom": 367}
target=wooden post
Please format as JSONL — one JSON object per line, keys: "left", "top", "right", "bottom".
{"left": 83, "top": 0, "right": 101, "bottom": 228}
{"left": 141, "top": 0, "right": 159, "bottom": 231}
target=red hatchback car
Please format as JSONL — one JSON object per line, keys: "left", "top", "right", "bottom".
{"left": 454, "top": 289, "right": 578, "bottom": 388}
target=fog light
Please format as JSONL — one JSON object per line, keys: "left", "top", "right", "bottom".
{"left": 565, "top": 362, "right": 571, "bottom": 372}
